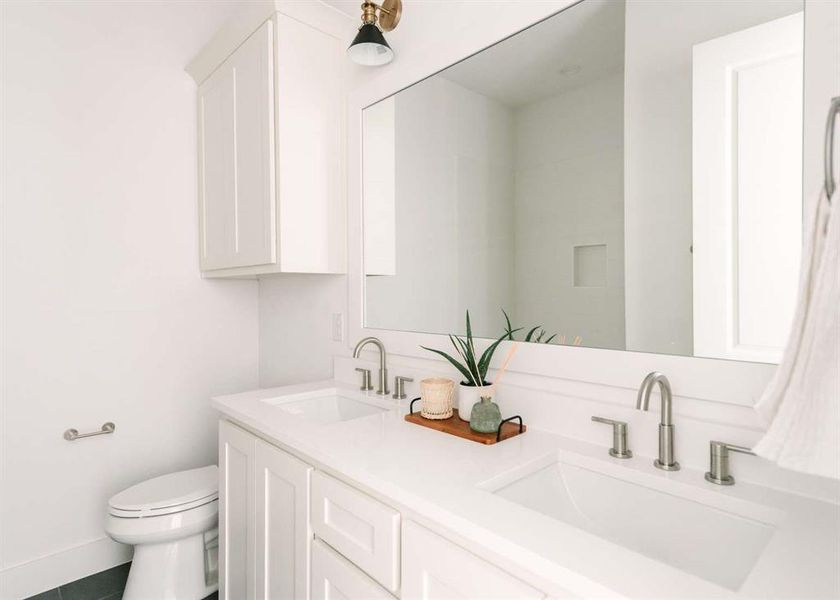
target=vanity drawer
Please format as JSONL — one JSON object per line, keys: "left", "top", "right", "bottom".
{"left": 311, "top": 471, "right": 401, "bottom": 592}
{"left": 402, "top": 521, "right": 545, "bottom": 599}
{"left": 311, "top": 538, "right": 394, "bottom": 599}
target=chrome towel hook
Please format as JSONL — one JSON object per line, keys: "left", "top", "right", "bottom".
{"left": 64, "top": 422, "right": 115, "bottom": 441}
{"left": 825, "top": 96, "right": 840, "bottom": 202}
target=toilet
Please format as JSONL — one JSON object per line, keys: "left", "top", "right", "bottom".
{"left": 106, "top": 465, "right": 219, "bottom": 600}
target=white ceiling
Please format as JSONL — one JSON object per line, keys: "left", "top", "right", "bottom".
{"left": 441, "top": 0, "right": 626, "bottom": 108}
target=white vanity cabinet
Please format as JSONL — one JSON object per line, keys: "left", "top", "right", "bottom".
{"left": 219, "top": 419, "right": 550, "bottom": 600}
{"left": 219, "top": 420, "right": 312, "bottom": 600}
{"left": 402, "top": 521, "right": 545, "bottom": 600}
{"left": 189, "top": 3, "right": 347, "bottom": 277}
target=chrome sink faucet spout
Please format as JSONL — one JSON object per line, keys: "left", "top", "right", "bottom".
{"left": 636, "top": 372, "right": 680, "bottom": 471}
{"left": 353, "top": 337, "right": 389, "bottom": 395}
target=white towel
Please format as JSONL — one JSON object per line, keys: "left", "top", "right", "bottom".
{"left": 753, "top": 188, "right": 840, "bottom": 479}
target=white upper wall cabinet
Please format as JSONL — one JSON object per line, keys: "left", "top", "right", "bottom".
{"left": 189, "top": 2, "right": 348, "bottom": 277}
{"left": 199, "top": 21, "right": 276, "bottom": 272}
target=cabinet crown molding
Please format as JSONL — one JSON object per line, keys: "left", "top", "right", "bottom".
{"left": 186, "top": 0, "right": 352, "bottom": 85}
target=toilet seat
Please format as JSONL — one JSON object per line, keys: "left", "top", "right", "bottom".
{"left": 109, "top": 465, "right": 218, "bottom": 518}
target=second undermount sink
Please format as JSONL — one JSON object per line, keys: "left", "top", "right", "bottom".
{"left": 260, "top": 389, "right": 389, "bottom": 425}
{"left": 489, "top": 452, "right": 782, "bottom": 590}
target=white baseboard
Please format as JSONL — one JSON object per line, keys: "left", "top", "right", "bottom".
{"left": 0, "top": 537, "right": 132, "bottom": 599}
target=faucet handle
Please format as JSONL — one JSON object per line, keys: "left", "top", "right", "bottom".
{"left": 591, "top": 416, "right": 632, "bottom": 459}
{"left": 392, "top": 376, "right": 413, "bottom": 400}
{"left": 355, "top": 368, "right": 374, "bottom": 392}
{"left": 705, "top": 441, "right": 755, "bottom": 485}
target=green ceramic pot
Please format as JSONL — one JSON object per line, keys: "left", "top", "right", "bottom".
{"left": 470, "top": 396, "right": 502, "bottom": 433}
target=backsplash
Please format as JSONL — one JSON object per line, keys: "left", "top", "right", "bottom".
{"left": 335, "top": 354, "right": 840, "bottom": 503}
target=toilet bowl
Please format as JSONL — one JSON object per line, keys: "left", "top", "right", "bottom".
{"left": 106, "top": 465, "right": 219, "bottom": 600}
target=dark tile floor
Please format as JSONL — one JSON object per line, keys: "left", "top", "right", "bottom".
{"left": 25, "top": 563, "right": 218, "bottom": 600}
{"left": 26, "top": 563, "right": 129, "bottom": 600}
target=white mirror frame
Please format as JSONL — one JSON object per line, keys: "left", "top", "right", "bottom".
{"left": 346, "top": 0, "right": 796, "bottom": 417}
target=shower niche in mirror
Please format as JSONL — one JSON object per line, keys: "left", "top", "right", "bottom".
{"left": 362, "top": 0, "right": 804, "bottom": 364}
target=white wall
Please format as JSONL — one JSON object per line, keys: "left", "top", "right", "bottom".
{"left": 623, "top": 0, "right": 803, "bottom": 356}
{"left": 0, "top": 2, "right": 259, "bottom": 596}
{"left": 513, "top": 72, "right": 625, "bottom": 349}
{"left": 259, "top": 275, "right": 346, "bottom": 387}
{"left": 365, "top": 76, "right": 515, "bottom": 338}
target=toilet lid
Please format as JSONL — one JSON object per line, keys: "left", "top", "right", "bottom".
{"left": 109, "top": 465, "right": 218, "bottom": 518}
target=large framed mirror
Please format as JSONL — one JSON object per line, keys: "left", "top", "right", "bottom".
{"left": 361, "top": 0, "right": 804, "bottom": 366}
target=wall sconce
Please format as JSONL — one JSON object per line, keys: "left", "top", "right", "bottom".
{"left": 347, "top": 0, "right": 402, "bottom": 66}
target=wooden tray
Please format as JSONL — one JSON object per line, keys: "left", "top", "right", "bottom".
{"left": 405, "top": 409, "right": 526, "bottom": 445}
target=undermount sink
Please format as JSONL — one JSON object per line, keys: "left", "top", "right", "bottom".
{"left": 260, "top": 389, "right": 389, "bottom": 425}
{"left": 489, "top": 452, "right": 782, "bottom": 590}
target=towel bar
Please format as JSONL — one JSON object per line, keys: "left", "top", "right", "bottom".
{"left": 825, "top": 96, "right": 840, "bottom": 202}
{"left": 63, "top": 422, "right": 115, "bottom": 441}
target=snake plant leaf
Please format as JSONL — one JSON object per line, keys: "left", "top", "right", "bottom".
{"left": 465, "top": 310, "right": 480, "bottom": 370}
{"left": 502, "top": 309, "right": 515, "bottom": 340}
{"left": 450, "top": 335, "right": 478, "bottom": 383}
{"left": 420, "top": 346, "right": 474, "bottom": 383}
{"left": 525, "top": 325, "right": 542, "bottom": 342}
{"left": 451, "top": 335, "right": 482, "bottom": 385}
{"left": 449, "top": 334, "right": 468, "bottom": 363}
{"left": 478, "top": 332, "right": 511, "bottom": 381}
{"left": 456, "top": 334, "right": 476, "bottom": 368}
{"left": 462, "top": 311, "right": 480, "bottom": 380}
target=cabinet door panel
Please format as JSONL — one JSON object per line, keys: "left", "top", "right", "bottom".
{"left": 402, "top": 521, "right": 544, "bottom": 600}
{"left": 311, "top": 539, "right": 393, "bottom": 600}
{"left": 228, "top": 20, "right": 276, "bottom": 268}
{"left": 219, "top": 420, "right": 256, "bottom": 600}
{"left": 255, "top": 439, "right": 312, "bottom": 600}
{"left": 198, "top": 20, "right": 276, "bottom": 271}
{"left": 198, "top": 66, "right": 235, "bottom": 270}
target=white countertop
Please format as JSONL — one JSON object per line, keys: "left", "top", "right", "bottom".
{"left": 213, "top": 380, "right": 840, "bottom": 599}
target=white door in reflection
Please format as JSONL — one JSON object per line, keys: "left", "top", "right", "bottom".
{"left": 692, "top": 12, "right": 803, "bottom": 363}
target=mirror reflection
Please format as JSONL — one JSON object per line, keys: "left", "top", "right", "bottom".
{"left": 363, "top": 0, "right": 804, "bottom": 363}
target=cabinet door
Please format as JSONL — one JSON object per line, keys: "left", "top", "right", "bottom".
{"left": 255, "top": 439, "right": 313, "bottom": 600}
{"left": 275, "top": 14, "right": 344, "bottom": 273}
{"left": 198, "top": 20, "right": 276, "bottom": 271}
{"left": 311, "top": 539, "right": 393, "bottom": 600}
{"left": 219, "top": 420, "right": 257, "bottom": 600}
{"left": 402, "top": 521, "right": 544, "bottom": 600}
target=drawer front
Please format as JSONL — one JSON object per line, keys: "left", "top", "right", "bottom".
{"left": 402, "top": 521, "right": 545, "bottom": 599}
{"left": 311, "top": 471, "right": 401, "bottom": 592}
{"left": 311, "top": 539, "right": 393, "bottom": 600}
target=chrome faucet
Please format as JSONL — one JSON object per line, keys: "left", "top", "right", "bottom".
{"left": 353, "top": 337, "right": 389, "bottom": 395}
{"left": 636, "top": 372, "right": 679, "bottom": 471}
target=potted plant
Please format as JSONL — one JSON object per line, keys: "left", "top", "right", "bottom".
{"left": 421, "top": 311, "right": 515, "bottom": 421}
